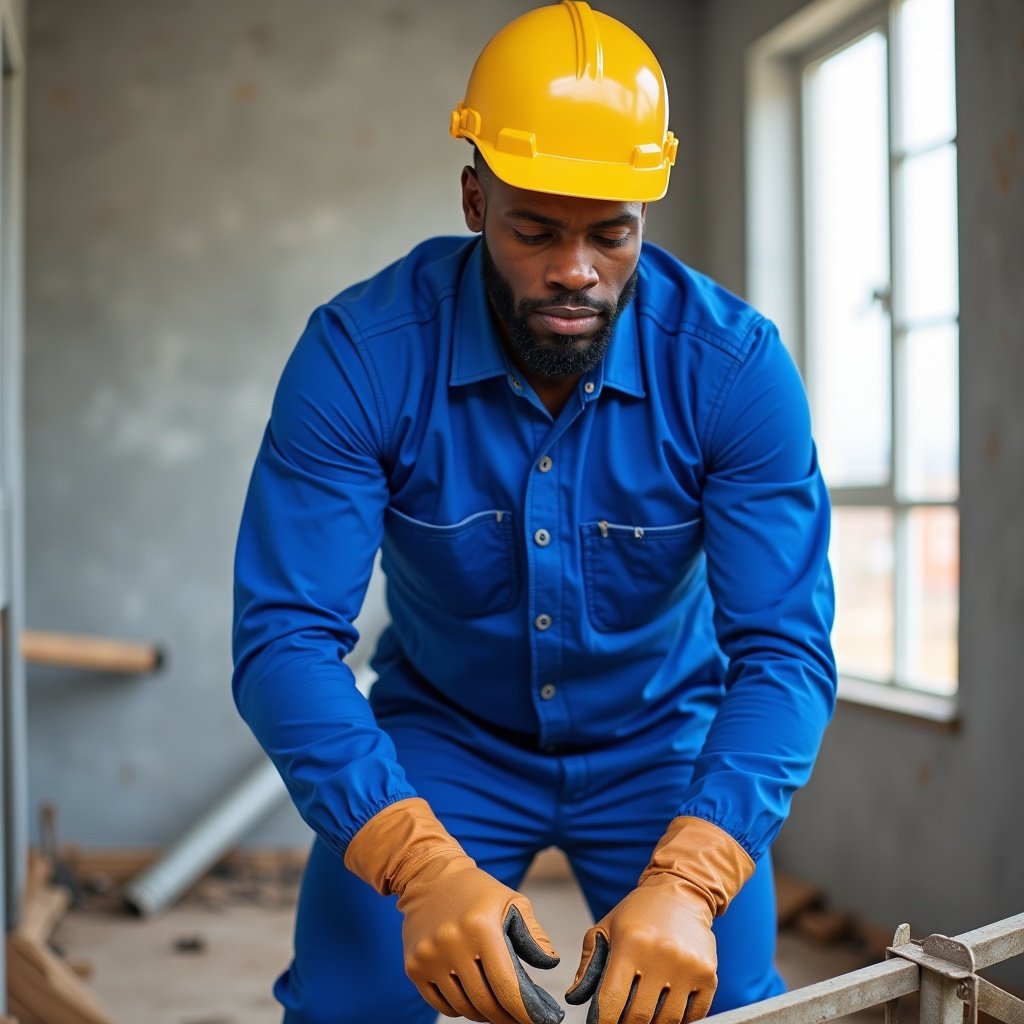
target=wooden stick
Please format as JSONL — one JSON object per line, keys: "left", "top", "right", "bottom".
{"left": 6, "top": 933, "right": 115, "bottom": 1024}
{"left": 17, "top": 884, "right": 70, "bottom": 946}
{"left": 21, "top": 629, "right": 163, "bottom": 675}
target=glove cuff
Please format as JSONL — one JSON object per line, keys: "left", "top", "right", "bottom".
{"left": 343, "top": 797, "right": 472, "bottom": 897}
{"left": 638, "top": 816, "right": 755, "bottom": 916}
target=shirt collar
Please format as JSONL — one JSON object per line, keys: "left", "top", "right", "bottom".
{"left": 450, "top": 243, "right": 510, "bottom": 386}
{"left": 449, "top": 239, "right": 646, "bottom": 399}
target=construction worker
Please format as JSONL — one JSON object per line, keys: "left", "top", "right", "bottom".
{"left": 232, "top": 3, "right": 837, "bottom": 1023}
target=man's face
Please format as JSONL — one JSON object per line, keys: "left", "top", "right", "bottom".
{"left": 462, "top": 164, "right": 645, "bottom": 380}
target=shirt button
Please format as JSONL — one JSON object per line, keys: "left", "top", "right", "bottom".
{"left": 510, "top": 376, "right": 523, "bottom": 390}
{"left": 538, "top": 456, "right": 553, "bottom": 473}
{"left": 540, "top": 683, "right": 557, "bottom": 701}
{"left": 583, "top": 381, "right": 596, "bottom": 394}
{"left": 535, "top": 613, "right": 552, "bottom": 631}
{"left": 534, "top": 528, "right": 551, "bottom": 547}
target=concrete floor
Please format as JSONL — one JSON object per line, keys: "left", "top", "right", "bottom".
{"left": 51, "top": 871, "right": 887, "bottom": 1024}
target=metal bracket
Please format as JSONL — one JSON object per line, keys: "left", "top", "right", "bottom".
{"left": 886, "top": 926, "right": 1024, "bottom": 1024}
{"left": 885, "top": 924, "right": 913, "bottom": 1024}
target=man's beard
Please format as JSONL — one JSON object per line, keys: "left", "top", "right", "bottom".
{"left": 480, "top": 238, "right": 638, "bottom": 380}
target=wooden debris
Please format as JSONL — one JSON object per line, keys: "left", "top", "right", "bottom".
{"left": 795, "top": 906, "right": 853, "bottom": 945}
{"left": 774, "top": 869, "right": 823, "bottom": 927}
{"left": 850, "top": 917, "right": 903, "bottom": 959}
{"left": 172, "top": 935, "right": 207, "bottom": 955}
{"left": 64, "top": 846, "right": 160, "bottom": 885}
{"left": 5, "top": 850, "right": 115, "bottom": 1024}
{"left": 17, "top": 881, "right": 70, "bottom": 945}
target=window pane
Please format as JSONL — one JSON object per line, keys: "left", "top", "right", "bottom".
{"left": 805, "top": 33, "right": 891, "bottom": 487}
{"left": 830, "top": 507, "right": 894, "bottom": 682}
{"left": 897, "top": 0, "right": 956, "bottom": 152}
{"left": 899, "top": 144, "right": 959, "bottom": 323}
{"left": 900, "top": 323, "right": 958, "bottom": 500}
{"left": 901, "top": 507, "right": 958, "bottom": 693}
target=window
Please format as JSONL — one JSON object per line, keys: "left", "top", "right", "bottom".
{"left": 747, "top": 0, "right": 959, "bottom": 720}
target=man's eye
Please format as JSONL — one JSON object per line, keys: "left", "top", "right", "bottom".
{"left": 596, "top": 235, "right": 631, "bottom": 249}
{"left": 513, "top": 230, "right": 550, "bottom": 246}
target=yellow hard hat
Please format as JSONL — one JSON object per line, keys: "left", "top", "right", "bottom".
{"left": 450, "top": 1, "right": 677, "bottom": 202}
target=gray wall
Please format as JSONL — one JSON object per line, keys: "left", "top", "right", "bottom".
{"left": 699, "top": 0, "right": 1024, "bottom": 984}
{"left": 23, "top": 1, "right": 699, "bottom": 848}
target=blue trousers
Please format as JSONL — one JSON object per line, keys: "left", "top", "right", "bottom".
{"left": 275, "top": 698, "right": 785, "bottom": 1023}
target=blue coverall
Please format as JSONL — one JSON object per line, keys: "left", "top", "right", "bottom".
{"left": 232, "top": 237, "right": 837, "bottom": 1023}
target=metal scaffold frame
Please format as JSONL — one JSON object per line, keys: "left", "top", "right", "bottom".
{"left": 710, "top": 914, "right": 1024, "bottom": 1024}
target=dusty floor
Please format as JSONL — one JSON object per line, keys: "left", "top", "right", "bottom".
{"left": 51, "top": 866, "right": 888, "bottom": 1024}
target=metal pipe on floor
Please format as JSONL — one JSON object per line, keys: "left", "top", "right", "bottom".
{"left": 125, "top": 663, "right": 375, "bottom": 917}
{"left": 123, "top": 757, "right": 287, "bottom": 917}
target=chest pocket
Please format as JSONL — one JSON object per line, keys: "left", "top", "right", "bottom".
{"left": 581, "top": 518, "right": 704, "bottom": 632}
{"left": 383, "top": 507, "right": 520, "bottom": 619}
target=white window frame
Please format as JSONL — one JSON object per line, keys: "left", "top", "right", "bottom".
{"left": 746, "top": 0, "right": 960, "bottom": 725}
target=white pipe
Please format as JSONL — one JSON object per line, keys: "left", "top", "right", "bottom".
{"left": 123, "top": 757, "right": 288, "bottom": 916}
{"left": 125, "top": 662, "right": 377, "bottom": 916}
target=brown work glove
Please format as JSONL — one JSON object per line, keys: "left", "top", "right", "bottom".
{"left": 344, "top": 797, "right": 564, "bottom": 1024}
{"left": 565, "top": 817, "right": 754, "bottom": 1024}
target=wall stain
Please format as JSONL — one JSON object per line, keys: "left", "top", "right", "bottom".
{"left": 384, "top": 7, "right": 415, "bottom": 31}
{"left": 49, "top": 84, "right": 76, "bottom": 109}
{"left": 234, "top": 82, "right": 258, "bottom": 104}
{"left": 986, "top": 427, "right": 1001, "bottom": 465}
{"left": 247, "top": 21, "right": 274, "bottom": 54}
{"left": 991, "top": 129, "right": 1022, "bottom": 197}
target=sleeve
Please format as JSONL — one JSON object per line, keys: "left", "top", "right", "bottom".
{"left": 231, "top": 305, "right": 417, "bottom": 857}
{"left": 676, "top": 316, "right": 837, "bottom": 863}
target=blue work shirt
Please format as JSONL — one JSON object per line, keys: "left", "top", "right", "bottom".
{"left": 232, "top": 237, "right": 836, "bottom": 865}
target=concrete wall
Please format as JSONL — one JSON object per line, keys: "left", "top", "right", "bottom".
{"left": 699, "top": 0, "right": 1024, "bottom": 983}
{"left": 23, "top": 1, "right": 699, "bottom": 849}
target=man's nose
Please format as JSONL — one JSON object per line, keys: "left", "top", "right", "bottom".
{"left": 545, "top": 241, "right": 600, "bottom": 293}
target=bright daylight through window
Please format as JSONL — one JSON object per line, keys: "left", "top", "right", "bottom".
{"left": 802, "top": 0, "right": 959, "bottom": 703}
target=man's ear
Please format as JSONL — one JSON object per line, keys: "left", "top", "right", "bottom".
{"left": 461, "top": 166, "right": 485, "bottom": 233}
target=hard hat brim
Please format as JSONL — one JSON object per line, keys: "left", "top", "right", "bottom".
{"left": 474, "top": 141, "right": 671, "bottom": 204}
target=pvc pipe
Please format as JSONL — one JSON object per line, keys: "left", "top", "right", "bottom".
{"left": 123, "top": 757, "right": 288, "bottom": 917}
{"left": 125, "top": 663, "right": 377, "bottom": 916}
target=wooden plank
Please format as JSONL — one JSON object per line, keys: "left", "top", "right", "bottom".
{"left": 63, "top": 847, "right": 159, "bottom": 884}
{"left": 21, "top": 628, "right": 162, "bottom": 675}
{"left": 6, "top": 933, "right": 115, "bottom": 1024}
{"left": 16, "top": 884, "right": 70, "bottom": 945}
{"left": 24, "top": 849, "right": 51, "bottom": 899}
